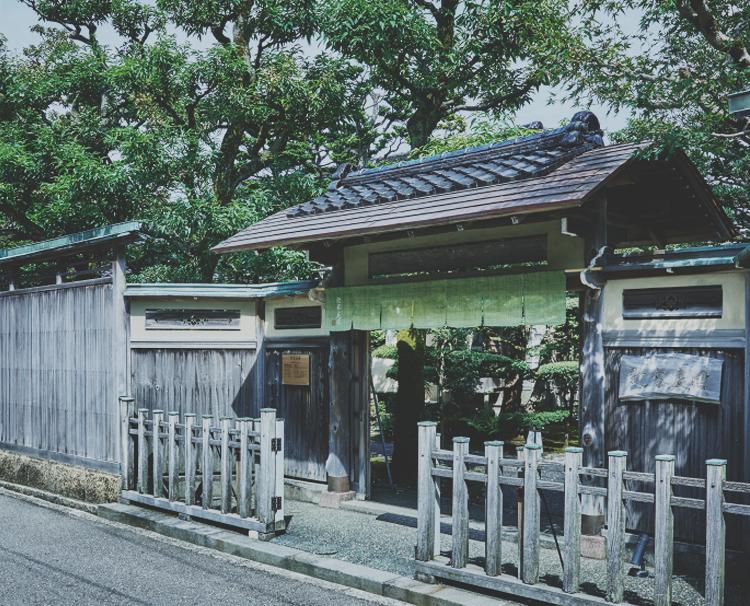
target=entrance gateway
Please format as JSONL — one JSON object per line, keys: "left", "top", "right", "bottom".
{"left": 0, "top": 111, "right": 746, "bottom": 552}
{"left": 215, "top": 109, "right": 748, "bottom": 549}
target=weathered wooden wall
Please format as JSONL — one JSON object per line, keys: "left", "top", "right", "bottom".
{"left": 265, "top": 342, "right": 329, "bottom": 482}
{"left": 130, "top": 348, "right": 256, "bottom": 419}
{"left": 0, "top": 279, "right": 118, "bottom": 470}
{"left": 604, "top": 346, "right": 748, "bottom": 547}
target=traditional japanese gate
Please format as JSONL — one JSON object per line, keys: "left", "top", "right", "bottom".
{"left": 119, "top": 398, "right": 286, "bottom": 537}
{"left": 415, "top": 422, "right": 750, "bottom": 606}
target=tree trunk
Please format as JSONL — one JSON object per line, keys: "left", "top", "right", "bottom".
{"left": 391, "top": 328, "right": 425, "bottom": 485}
{"left": 405, "top": 104, "right": 444, "bottom": 149}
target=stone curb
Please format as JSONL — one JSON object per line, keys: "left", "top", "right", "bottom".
{"left": 97, "top": 502, "right": 516, "bottom": 606}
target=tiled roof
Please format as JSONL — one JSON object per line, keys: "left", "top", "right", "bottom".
{"left": 214, "top": 110, "right": 732, "bottom": 254}
{"left": 214, "top": 141, "right": 640, "bottom": 253}
{"left": 287, "top": 111, "right": 604, "bottom": 218}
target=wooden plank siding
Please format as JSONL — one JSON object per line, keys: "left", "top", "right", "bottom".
{"left": 0, "top": 281, "right": 117, "bottom": 468}
{"left": 265, "top": 343, "right": 329, "bottom": 482}
{"left": 604, "top": 346, "right": 748, "bottom": 548}
{"left": 130, "top": 348, "right": 256, "bottom": 419}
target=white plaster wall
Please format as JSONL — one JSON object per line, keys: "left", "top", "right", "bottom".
{"left": 264, "top": 295, "right": 329, "bottom": 338}
{"left": 343, "top": 219, "right": 584, "bottom": 286}
{"left": 602, "top": 271, "right": 746, "bottom": 333}
{"left": 129, "top": 298, "right": 256, "bottom": 342}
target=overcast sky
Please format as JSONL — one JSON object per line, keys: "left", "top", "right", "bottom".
{"left": 1, "top": 0, "right": 633, "bottom": 133}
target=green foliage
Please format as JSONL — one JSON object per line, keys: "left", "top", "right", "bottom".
{"left": 372, "top": 344, "right": 398, "bottom": 360}
{"left": 442, "top": 350, "right": 529, "bottom": 396}
{"left": 411, "top": 119, "right": 540, "bottom": 159}
{"left": 319, "top": 0, "right": 583, "bottom": 147}
{"left": 464, "top": 409, "right": 571, "bottom": 441}
{"left": 374, "top": 400, "right": 394, "bottom": 441}
{"left": 536, "top": 360, "right": 579, "bottom": 385}
{"left": 0, "top": 3, "right": 372, "bottom": 281}
{"left": 568, "top": 0, "right": 750, "bottom": 233}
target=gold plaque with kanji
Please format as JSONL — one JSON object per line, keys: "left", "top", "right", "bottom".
{"left": 282, "top": 353, "right": 310, "bottom": 386}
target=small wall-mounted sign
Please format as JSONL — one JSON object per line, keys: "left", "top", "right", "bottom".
{"left": 619, "top": 353, "right": 723, "bottom": 404}
{"left": 282, "top": 353, "right": 311, "bottom": 386}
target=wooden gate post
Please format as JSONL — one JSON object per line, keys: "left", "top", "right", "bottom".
{"left": 137, "top": 408, "right": 148, "bottom": 494}
{"left": 416, "top": 421, "right": 437, "bottom": 561}
{"left": 184, "top": 414, "right": 196, "bottom": 506}
{"left": 522, "top": 443, "right": 541, "bottom": 585}
{"left": 119, "top": 396, "right": 134, "bottom": 490}
{"left": 220, "top": 417, "right": 232, "bottom": 514}
{"left": 258, "top": 408, "right": 276, "bottom": 528}
{"left": 167, "top": 411, "right": 179, "bottom": 500}
{"left": 152, "top": 410, "right": 164, "bottom": 497}
{"left": 451, "top": 437, "right": 470, "bottom": 569}
{"left": 705, "top": 459, "right": 727, "bottom": 606}
{"left": 654, "top": 455, "right": 675, "bottom": 606}
{"left": 238, "top": 418, "right": 251, "bottom": 518}
{"left": 563, "top": 446, "right": 583, "bottom": 594}
{"left": 485, "top": 440, "right": 504, "bottom": 576}
{"left": 606, "top": 450, "right": 627, "bottom": 604}
{"left": 274, "top": 416, "right": 285, "bottom": 527}
{"left": 201, "top": 415, "right": 214, "bottom": 509}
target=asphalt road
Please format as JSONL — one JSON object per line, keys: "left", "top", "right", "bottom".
{"left": 0, "top": 491, "right": 405, "bottom": 606}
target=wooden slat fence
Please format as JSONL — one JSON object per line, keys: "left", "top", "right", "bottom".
{"left": 119, "top": 398, "right": 285, "bottom": 536}
{"left": 414, "top": 421, "right": 750, "bottom": 606}
{"left": 0, "top": 279, "right": 118, "bottom": 471}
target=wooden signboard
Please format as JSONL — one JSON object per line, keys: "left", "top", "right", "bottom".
{"left": 282, "top": 353, "right": 311, "bottom": 386}
{"left": 619, "top": 353, "right": 723, "bottom": 404}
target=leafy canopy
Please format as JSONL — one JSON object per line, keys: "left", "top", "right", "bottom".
{"left": 319, "top": 0, "right": 584, "bottom": 147}
{"left": 568, "top": 0, "right": 750, "bottom": 233}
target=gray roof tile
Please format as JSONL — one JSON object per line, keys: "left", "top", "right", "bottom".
{"left": 286, "top": 111, "right": 605, "bottom": 218}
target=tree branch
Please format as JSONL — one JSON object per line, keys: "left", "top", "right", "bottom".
{"left": 675, "top": 0, "right": 750, "bottom": 69}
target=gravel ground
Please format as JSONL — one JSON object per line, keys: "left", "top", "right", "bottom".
{"left": 0, "top": 491, "right": 405, "bottom": 606}
{"left": 274, "top": 497, "right": 749, "bottom": 606}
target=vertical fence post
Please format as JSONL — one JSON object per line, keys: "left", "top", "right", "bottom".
{"left": 152, "top": 410, "right": 164, "bottom": 497}
{"left": 184, "top": 414, "right": 196, "bottom": 506}
{"left": 522, "top": 443, "right": 541, "bottom": 585}
{"left": 416, "top": 422, "right": 437, "bottom": 561}
{"left": 167, "top": 411, "right": 179, "bottom": 501}
{"left": 434, "top": 432, "right": 442, "bottom": 558}
{"left": 516, "top": 444, "right": 526, "bottom": 579}
{"left": 258, "top": 408, "right": 276, "bottom": 528}
{"left": 220, "top": 417, "right": 232, "bottom": 514}
{"left": 119, "top": 396, "right": 134, "bottom": 490}
{"left": 563, "top": 446, "right": 583, "bottom": 594}
{"left": 274, "top": 416, "right": 285, "bottom": 526}
{"left": 451, "top": 437, "right": 470, "bottom": 569}
{"left": 252, "top": 417, "right": 260, "bottom": 513}
{"left": 137, "top": 409, "right": 148, "bottom": 494}
{"left": 202, "top": 415, "right": 214, "bottom": 509}
{"left": 705, "top": 459, "right": 727, "bottom": 606}
{"left": 607, "top": 451, "right": 627, "bottom": 604}
{"left": 654, "top": 454, "right": 675, "bottom": 606}
{"left": 485, "top": 440, "right": 504, "bottom": 576}
{"left": 238, "top": 418, "right": 251, "bottom": 518}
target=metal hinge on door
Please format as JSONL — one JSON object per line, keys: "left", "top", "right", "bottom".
{"left": 271, "top": 437, "right": 282, "bottom": 452}
{"left": 272, "top": 496, "right": 283, "bottom": 511}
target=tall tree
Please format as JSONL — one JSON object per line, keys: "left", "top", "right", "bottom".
{"left": 569, "top": 0, "right": 750, "bottom": 232}
{"left": 319, "top": 0, "right": 582, "bottom": 147}
{"left": 0, "top": 0, "right": 373, "bottom": 281}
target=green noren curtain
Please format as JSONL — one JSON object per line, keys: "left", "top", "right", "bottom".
{"left": 325, "top": 271, "right": 565, "bottom": 331}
